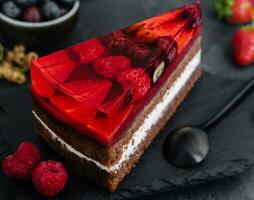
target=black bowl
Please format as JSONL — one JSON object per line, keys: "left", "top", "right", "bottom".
{"left": 0, "top": 1, "right": 80, "bottom": 49}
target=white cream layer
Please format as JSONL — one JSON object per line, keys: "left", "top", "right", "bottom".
{"left": 32, "top": 50, "right": 201, "bottom": 173}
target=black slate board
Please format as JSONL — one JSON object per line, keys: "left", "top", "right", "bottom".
{"left": 1, "top": 71, "right": 254, "bottom": 200}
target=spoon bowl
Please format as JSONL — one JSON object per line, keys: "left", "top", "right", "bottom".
{"left": 163, "top": 126, "right": 209, "bottom": 168}
{"left": 163, "top": 76, "right": 254, "bottom": 168}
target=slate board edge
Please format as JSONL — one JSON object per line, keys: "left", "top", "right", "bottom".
{"left": 112, "top": 158, "right": 254, "bottom": 200}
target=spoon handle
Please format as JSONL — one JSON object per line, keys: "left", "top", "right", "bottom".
{"left": 201, "top": 77, "right": 254, "bottom": 130}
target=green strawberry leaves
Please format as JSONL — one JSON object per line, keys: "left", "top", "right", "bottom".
{"left": 215, "top": 0, "right": 233, "bottom": 20}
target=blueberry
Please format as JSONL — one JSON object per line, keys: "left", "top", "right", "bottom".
{"left": 2, "top": 1, "right": 21, "bottom": 19}
{"left": 15, "top": 0, "right": 38, "bottom": 8}
{"left": 57, "top": 0, "right": 75, "bottom": 7}
{"left": 42, "top": 0, "right": 60, "bottom": 20}
{"left": 22, "top": 5, "right": 41, "bottom": 22}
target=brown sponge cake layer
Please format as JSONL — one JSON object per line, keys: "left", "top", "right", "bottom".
{"left": 32, "top": 37, "right": 201, "bottom": 168}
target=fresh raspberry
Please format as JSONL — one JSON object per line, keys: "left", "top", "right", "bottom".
{"left": 73, "top": 38, "right": 106, "bottom": 64}
{"left": 1, "top": 142, "right": 41, "bottom": 180}
{"left": 93, "top": 56, "right": 131, "bottom": 79}
{"left": 127, "top": 44, "right": 150, "bottom": 64}
{"left": 16, "top": 142, "right": 41, "bottom": 167}
{"left": 2, "top": 155, "right": 32, "bottom": 180}
{"left": 32, "top": 160, "right": 68, "bottom": 197}
{"left": 117, "top": 68, "right": 151, "bottom": 102}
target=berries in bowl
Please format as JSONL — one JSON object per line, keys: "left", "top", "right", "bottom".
{"left": 0, "top": 0, "right": 80, "bottom": 48}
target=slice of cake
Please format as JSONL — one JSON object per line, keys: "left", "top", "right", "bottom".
{"left": 31, "top": 1, "right": 202, "bottom": 192}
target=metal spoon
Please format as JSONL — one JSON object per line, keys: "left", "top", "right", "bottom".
{"left": 163, "top": 77, "right": 254, "bottom": 168}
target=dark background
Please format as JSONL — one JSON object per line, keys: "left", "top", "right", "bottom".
{"left": 1, "top": 0, "right": 254, "bottom": 199}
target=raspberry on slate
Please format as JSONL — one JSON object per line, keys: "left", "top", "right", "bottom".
{"left": 16, "top": 141, "right": 41, "bottom": 166}
{"left": 32, "top": 160, "right": 68, "bottom": 197}
{"left": 2, "top": 155, "right": 32, "bottom": 180}
{"left": 1, "top": 142, "right": 41, "bottom": 180}
{"left": 93, "top": 55, "right": 131, "bottom": 79}
{"left": 117, "top": 68, "right": 151, "bottom": 102}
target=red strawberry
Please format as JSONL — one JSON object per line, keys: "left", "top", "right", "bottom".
{"left": 50, "top": 80, "right": 112, "bottom": 124}
{"left": 73, "top": 38, "right": 106, "bottom": 64}
{"left": 215, "top": 0, "right": 254, "bottom": 24}
{"left": 117, "top": 68, "right": 151, "bottom": 102}
{"left": 93, "top": 56, "right": 131, "bottom": 79}
{"left": 41, "top": 59, "right": 79, "bottom": 84}
{"left": 232, "top": 26, "right": 254, "bottom": 65}
{"left": 31, "top": 66, "right": 55, "bottom": 98}
{"left": 50, "top": 95, "right": 97, "bottom": 124}
{"left": 63, "top": 79, "right": 112, "bottom": 105}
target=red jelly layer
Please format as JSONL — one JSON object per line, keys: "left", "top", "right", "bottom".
{"left": 31, "top": 2, "right": 202, "bottom": 146}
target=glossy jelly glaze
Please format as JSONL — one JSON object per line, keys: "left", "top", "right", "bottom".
{"left": 31, "top": 2, "right": 202, "bottom": 146}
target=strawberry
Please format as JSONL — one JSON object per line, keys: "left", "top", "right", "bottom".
{"left": 50, "top": 79, "right": 112, "bottom": 124}
{"left": 232, "top": 26, "right": 254, "bottom": 65}
{"left": 215, "top": 0, "right": 254, "bottom": 24}
{"left": 41, "top": 59, "right": 79, "bottom": 84}
{"left": 31, "top": 65, "right": 55, "bottom": 98}
{"left": 117, "top": 68, "right": 151, "bottom": 102}
{"left": 50, "top": 95, "right": 97, "bottom": 124}
{"left": 63, "top": 79, "right": 112, "bottom": 106}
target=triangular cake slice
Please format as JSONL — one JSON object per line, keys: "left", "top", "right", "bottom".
{"left": 31, "top": 1, "right": 202, "bottom": 191}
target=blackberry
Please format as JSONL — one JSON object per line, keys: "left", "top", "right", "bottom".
{"left": 22, "top": 5, "right": 41, "bottom": 22}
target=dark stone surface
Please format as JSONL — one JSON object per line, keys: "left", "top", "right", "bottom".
{"left": 1, "top": 0, "right": 254, "bottom": 199}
